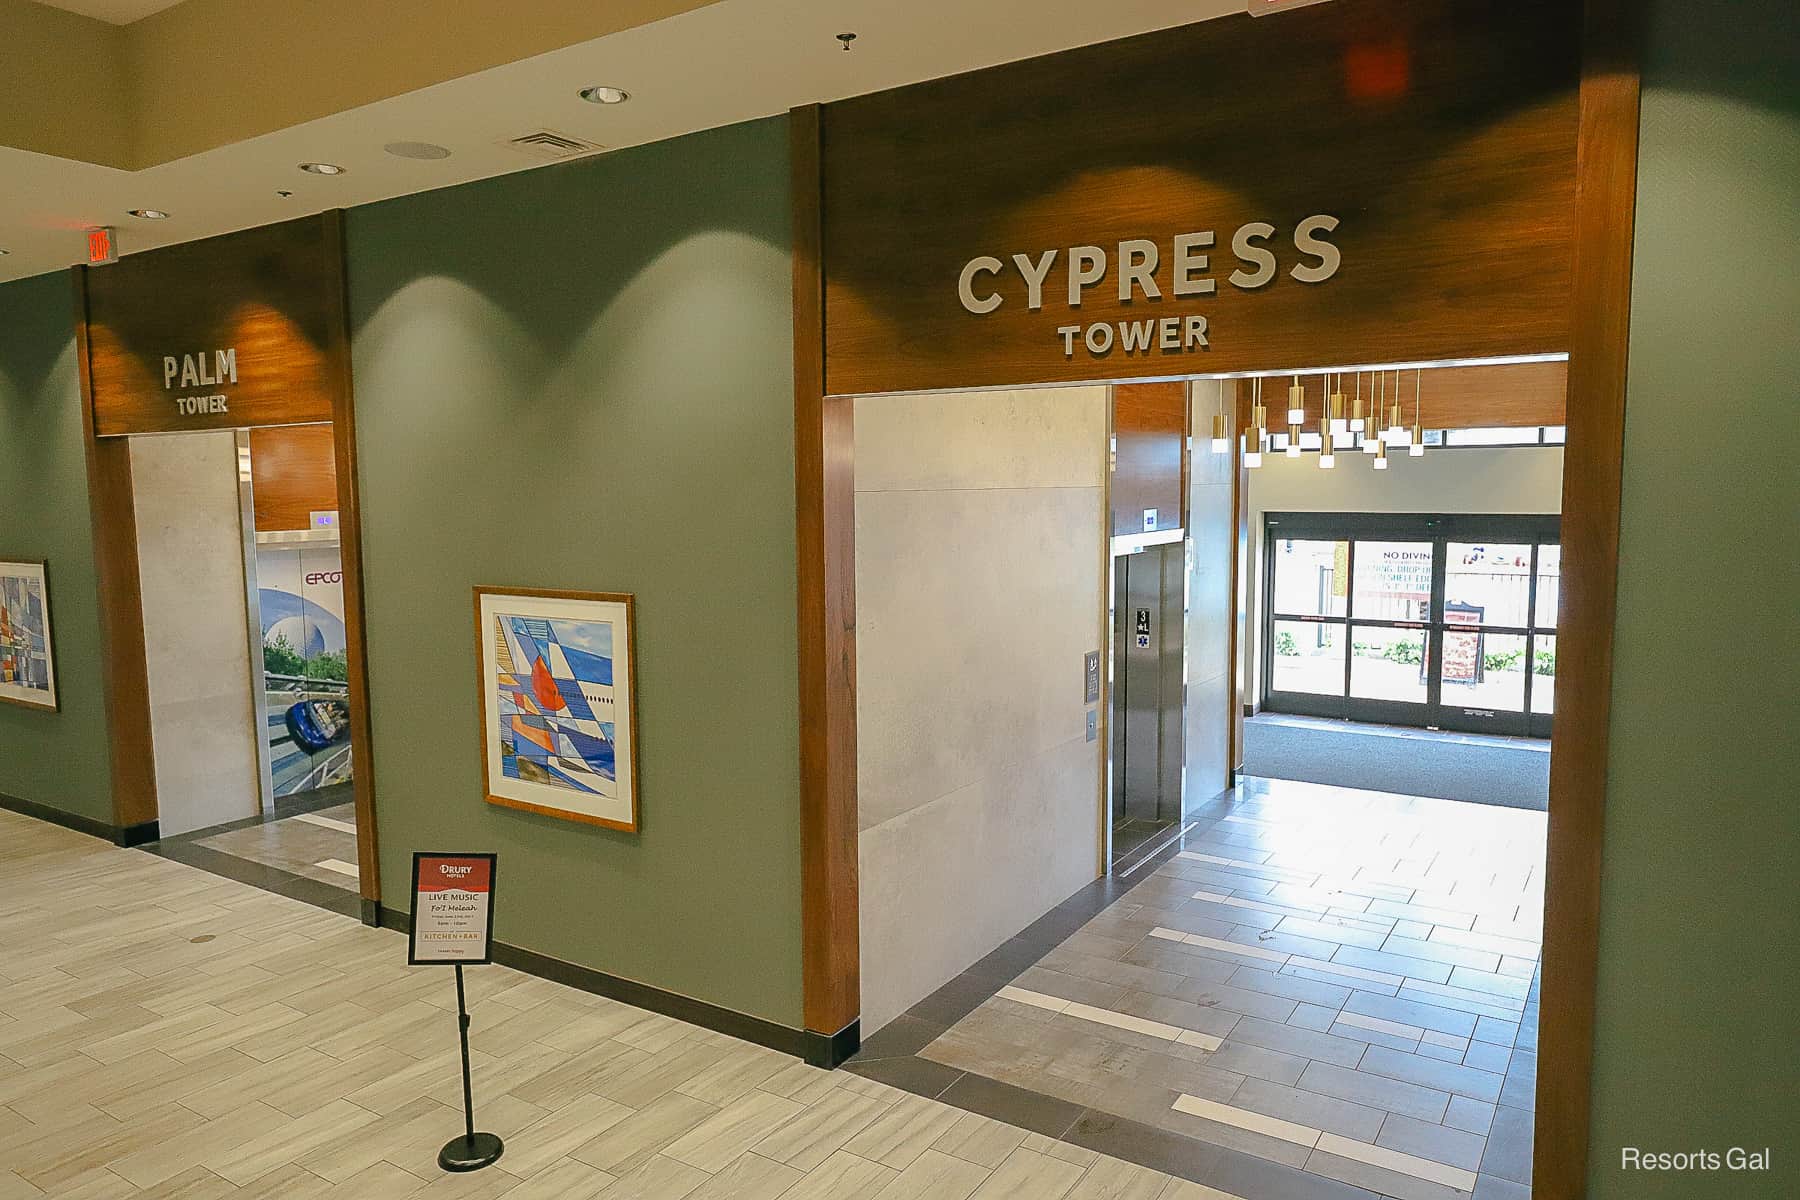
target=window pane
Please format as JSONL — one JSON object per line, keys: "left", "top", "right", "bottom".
{"left": 1445, "top": 427, "right": 1537, "bottom": 446}
{"left": 1350, "top": 626, "right": 1429, "bottom": 703}
{"left": 1271, "top": 620, "right": 1343, "bottom": 696}
{"left": 1441, "top": 631, "right": 1528, "bottom": 712}
{"left": 1271, "top": 539, "right": 1348, "bottom": 617}
{"left": 1352, "top": 541, "right": 1433, "bottom": 623}
{"left": 1534, "top": 544, "right": 1561, "bottom": 628}
{"left": 1531, "top": 634, "right": 1556, "bottom": 714}
{"left": 1445, "top": 542, "right": 1533, "bottom": 627}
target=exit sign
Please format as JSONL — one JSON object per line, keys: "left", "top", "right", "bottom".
{"left": 87, "top": 227, "right": 118, "bottom": 265}
{"left": 1247, "top": 0, "right": 1336, "bottom": 14}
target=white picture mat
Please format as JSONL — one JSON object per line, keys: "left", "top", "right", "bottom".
{"left": 478, "top": 590, "right": 634, "bottom": 826}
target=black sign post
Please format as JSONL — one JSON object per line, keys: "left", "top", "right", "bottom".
{"left": 408, "top": 852, "right": 504, "bottom": 1173}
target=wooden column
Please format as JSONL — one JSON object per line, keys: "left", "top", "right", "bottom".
{"left": 71, "top": 267, "right": 160, "bottom": 843}
{"left": 320, "top": 210, "right": 384, "bottom": 916}
{"left": 792, "top": 105, "right": 861, "bottom": 1061}
{"left": 1536, "top": 1, "right": 1645, "bottom": 1195}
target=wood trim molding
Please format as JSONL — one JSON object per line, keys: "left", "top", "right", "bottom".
{"left": 1536, "top": 3, "right": 1644, "bottom": 1196}
{"left": 792, "top": 105, "right": 861, "bottom": 1039}
{"left": 319, "top": 210, "right": 383, "bottom": 908}
{"left": 1228, "top": 382, "right": 1250, "bottom": 778}
{"left": 71, "top": 267, "right": 160, "bottom": 831}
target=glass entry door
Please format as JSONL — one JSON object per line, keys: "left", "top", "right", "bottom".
{"left": 1263, "top": 513, "right": 1559, "bottom": 737}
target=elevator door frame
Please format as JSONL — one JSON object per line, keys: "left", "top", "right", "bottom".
{"left": 1109, "top": 535, "right": 1187, "bottom": 836}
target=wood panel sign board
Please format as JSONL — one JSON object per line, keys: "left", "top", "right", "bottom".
{"left": 81, "top": 216, "right": 341, "bottom": 436}
{"left": 818, "top": 0, "right": 1581, "bottom": 396}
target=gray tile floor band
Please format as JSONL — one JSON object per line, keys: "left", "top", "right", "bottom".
{"left": 846, "top": 776, "right": 1544, "bottom": 1200}
{"left": 140, "top": 791, "right": 362, "bottom": 920}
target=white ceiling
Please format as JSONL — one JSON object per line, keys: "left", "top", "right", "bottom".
{"left": 30, "top": 0, "right": 184, "bottom": 23}
{"left": 0, "top": 0, "right": 1240, "bottom": 283}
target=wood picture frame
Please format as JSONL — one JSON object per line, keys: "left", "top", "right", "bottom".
{"left": 0, "top": 559, "right": 59, "bottom": 713}
{"left": 473, "top": 586, "right": 640, "bottom": 832}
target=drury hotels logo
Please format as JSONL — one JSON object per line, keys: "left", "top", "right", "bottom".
{"left": 955, "top": 216, "right": 1340, "bottom": 359}
{"left": 1621, "top": 1147, "right": 1773, "bottom": 1172}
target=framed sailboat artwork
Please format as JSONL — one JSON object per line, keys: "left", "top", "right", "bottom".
{"left": 473, "top": 586, "right": 639, "bottom": 831}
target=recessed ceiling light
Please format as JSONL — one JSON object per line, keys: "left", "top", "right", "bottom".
{"left": 128, "top": 208, "right": 169, "bottom": 219}
{"left": 299, "top": 162, "right": 346, "bottom": 175}
{"left": 384, "top": 141, "right": 453, "bottom": 160}
{"left": 578, "top": 86, "right": 629, "bottom": 105}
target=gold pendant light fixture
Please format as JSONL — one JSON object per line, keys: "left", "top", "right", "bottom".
{"left": 1319, "top": 393, "right": 1336, "bottom": 469}
{"left": 1410, "top": 367, "right": 1426, "bottom": 456}
{"left": 1231, "top": 366, "right": 1446, "bottom": 471}
{"left": 1372, "top": 372, "right": 1391, "bottom": 469}
{"left": 1364, "top": 370, "right": 1383, "bottom": 454}
{"left": 1209, "top": 378, "right": 1230, "bottom": 453}
{"left": 1384, "top": 369, "right": 1412, "bottom": 448}
{"left": 1242, "top": 376, "right": 1266, "bottom": 468}
{"left": 1285, "top": 374, "right": 1303, "bottom": 457}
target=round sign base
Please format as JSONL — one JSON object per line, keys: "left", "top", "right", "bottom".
{"left": 439, "top": 1132, "right": 504, "bottom": 1172}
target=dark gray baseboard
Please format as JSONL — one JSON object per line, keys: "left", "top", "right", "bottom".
{"left": 0, "top": 789, "right": 157, "bottom": 847}
{"left": 377, "top": 905, "right": 858, "bottom": 1069}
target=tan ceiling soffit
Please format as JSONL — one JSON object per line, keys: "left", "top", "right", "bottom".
{"left": 0, "top": 0, "right": 719, "bottom": 170}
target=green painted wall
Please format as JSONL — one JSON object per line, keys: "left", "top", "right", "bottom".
{"left": 346, "top": 117, "right": 804, "bottom": 1026}
{"left": 0, "top": 270, "right": 114, "bottom": 824}
{"left": 1587, "top": 4, "right": 1799, "bottom": 1196}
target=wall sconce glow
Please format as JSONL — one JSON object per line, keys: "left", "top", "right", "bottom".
{"left": 299, "top": 162, "right": 346, "bottom": 176}
{"left": 579, "top": 86, "right": 630, "bottom": 105}
{"left": 128, "top": 208, "right": 169, "bottom": 219}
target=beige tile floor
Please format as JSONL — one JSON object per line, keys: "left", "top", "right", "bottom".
{"left": 0, "top": 810, "right": 1240, "bottom": 1199}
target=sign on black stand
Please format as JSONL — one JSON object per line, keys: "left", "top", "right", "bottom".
{"left": 408, "top": 852, "right": 504, "bottom": 1172}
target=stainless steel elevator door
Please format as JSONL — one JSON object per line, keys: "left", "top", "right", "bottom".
{"left": 1111, "top": 543, "right": 1186, "bottom": 825}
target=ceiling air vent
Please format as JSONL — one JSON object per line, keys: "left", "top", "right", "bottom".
{"left": 502, "top": 130, "right": 604, "bottom": 160}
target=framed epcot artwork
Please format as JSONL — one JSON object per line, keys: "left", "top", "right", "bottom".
{"left": 0, "top": 560, "right": 58, "bottom": 712}
{"left": 474, "top": 586, "right": 639, "bottom": 831}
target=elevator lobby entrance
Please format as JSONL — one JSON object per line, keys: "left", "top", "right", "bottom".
{"left": 127, "top": 422, "right": 364, "bottom": 912}
{"left": 846, "top": 366, "right": 1550, "bottom": 1200}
